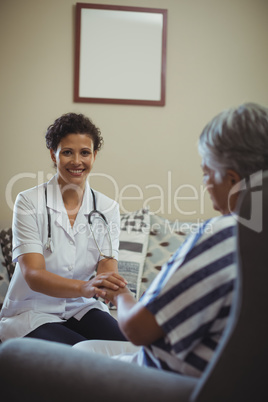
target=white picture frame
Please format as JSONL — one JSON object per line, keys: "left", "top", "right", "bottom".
{"left": 74, "top": 3, "right": 167, "bottom": 106}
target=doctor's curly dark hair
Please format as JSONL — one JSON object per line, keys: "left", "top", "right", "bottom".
{"left": 45, "top": 113, "right": 104, "bottom": 152}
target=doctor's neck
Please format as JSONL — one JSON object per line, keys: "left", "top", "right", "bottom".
{"left": 59, "top": 181, "right": 85, "bottom": 209}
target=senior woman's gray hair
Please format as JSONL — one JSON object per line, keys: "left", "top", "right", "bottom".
{"left": 198, "top": 102, "right": 268, "bottom": 182}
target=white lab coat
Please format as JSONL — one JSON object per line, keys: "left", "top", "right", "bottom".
{"left": 0, "top": 175, "right": 120, "bottom": 341}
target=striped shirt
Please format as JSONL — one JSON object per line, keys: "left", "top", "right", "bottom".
{"left": 138, "top": 215, "right": 236, "bottom": 377}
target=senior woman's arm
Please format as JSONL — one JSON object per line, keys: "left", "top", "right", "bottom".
{"left": 95, "top": 286, "right": 165, "bottom": 345}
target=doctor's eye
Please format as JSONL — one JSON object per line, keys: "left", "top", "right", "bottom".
{"left": 81, "top": 150, "right": 91, "bottom": 156}
{"left": 62, "top": 150, "right": 72, "bottom": 156}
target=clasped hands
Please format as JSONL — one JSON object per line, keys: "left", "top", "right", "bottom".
{"left": 81, "top": 271, "right": 129, "bottom": 304}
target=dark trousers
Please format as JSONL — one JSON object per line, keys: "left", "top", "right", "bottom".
{"left": 25, "top": 308, "right": 126, "bottom": 346}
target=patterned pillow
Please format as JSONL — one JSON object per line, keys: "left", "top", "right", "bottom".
{"left": 0, "top": 245, "right": 10, "bottom": 310}
{"left": 138, "top": 214, "right": 188, "bottom": 299}
{"left": 0, "top": 228, "right": 15, "bottom": 281}
{"left": 118, "top": 208, "right": 150, "bottom": 300}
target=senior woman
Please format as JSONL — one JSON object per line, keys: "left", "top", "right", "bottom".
{"left": 0, "top": 113, "right": 127, "bottom": 345}
{"left": 73, "top": 102, "right": 268, "bottom": 378}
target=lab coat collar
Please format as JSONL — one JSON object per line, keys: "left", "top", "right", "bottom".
{"left": 46, "top": 175, "right": 65, "bottom": 213}
{"left": 45, "top": 175, "right": 94, "bottom": 237}
{"left": 46, "top": 175, "right": 93, "bottom": 214}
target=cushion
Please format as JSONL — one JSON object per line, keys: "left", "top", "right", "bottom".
{"left": 118, "top": 208, "right": 150, "bottom": 300}
{"left": 138, "top": 214, "right": 188, "bottom": 299}
{"left": 0, "top": 228, "right": 15, "bottom": 280}
{"left": 0, "top": 245, "right": 9, "bottom": 310}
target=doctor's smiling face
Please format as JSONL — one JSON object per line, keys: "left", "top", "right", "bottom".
{"left": 50, "top": 133, "right": 97, "bottom": 189}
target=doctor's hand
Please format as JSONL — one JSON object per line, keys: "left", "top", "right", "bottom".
{"left": 81, "top": 272, "right": 127, "bottom": 299}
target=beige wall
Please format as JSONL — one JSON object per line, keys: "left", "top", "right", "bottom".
{"left": 1, "top": 0, "right": 268, "bottom": 227}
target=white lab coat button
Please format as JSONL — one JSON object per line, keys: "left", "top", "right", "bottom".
{"left": 68, "top": 265, "right": 73, "bottom": 271}
{"left": 69, "top": 240, "right": 74, "bottom": 245}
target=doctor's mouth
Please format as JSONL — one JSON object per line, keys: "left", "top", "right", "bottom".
{"left": 5, "top": 170, "right": 211, "bottom": 218}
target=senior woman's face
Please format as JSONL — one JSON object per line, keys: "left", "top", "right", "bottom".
{"left": 202, "top": 164, "right": 237, "bottom": 215}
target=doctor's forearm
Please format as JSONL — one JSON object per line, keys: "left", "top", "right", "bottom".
{"left": 24, "top": 268, "right": 88, "bottom": 298}
{"left": 24, "top": 269, "right": 124, "bottom": 299}
{"left": 18, "top": 254, "right": 86, "bottom": 298}
{"left": 18, "top": 253, "right": 124, "bottom": 299}
{"left": 97, "top": 257, "right": 118, "bottom": 275}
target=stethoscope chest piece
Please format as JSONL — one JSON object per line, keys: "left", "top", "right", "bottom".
{"left": 45, "top": 237, "right": 54, "bottom": 253}
{"left": 88, "top": 210, "right": 114, "bottom": 260}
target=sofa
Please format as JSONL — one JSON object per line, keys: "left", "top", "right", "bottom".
{"left": 0, "top": 208, "right": 197, "bottom": 402}
{"left": 0, "top": 170, "right": 268, "bottom": 402}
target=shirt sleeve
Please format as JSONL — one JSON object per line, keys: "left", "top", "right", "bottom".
{"left": 12, "top": 192, "right": 44, "bottom": 262}
{"left": 139, "top": 216, "right": 236, "bottom": 357}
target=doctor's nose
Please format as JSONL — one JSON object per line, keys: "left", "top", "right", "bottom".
{"left": 71, "top": 153, "right": 82, "bottom": 165}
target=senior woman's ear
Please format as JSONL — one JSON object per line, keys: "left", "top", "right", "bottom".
{"left": 226, "top": 170, "right": 241, "bottom": 187}
{"left": 227, "top": 169, "right": 242, "bottom": 212}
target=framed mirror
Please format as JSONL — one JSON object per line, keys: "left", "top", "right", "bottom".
{"left": 74, "top": 3, "right": 167, "bottom": 106}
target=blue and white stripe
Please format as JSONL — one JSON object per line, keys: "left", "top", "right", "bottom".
{"left": 139, "top": 215, "right": 236, "bottom": 377}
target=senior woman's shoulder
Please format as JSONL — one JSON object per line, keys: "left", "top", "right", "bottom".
{"left": 204, "top": 214, "right": 236, "bottom": 238}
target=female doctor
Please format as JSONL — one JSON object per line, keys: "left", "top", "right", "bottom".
{"left": 0, "top": 113, "right": 127, "bottom": 345}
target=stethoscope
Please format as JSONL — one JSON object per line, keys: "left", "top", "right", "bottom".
{"left": 44, "top": 185, "right": 114, "bottom": 259}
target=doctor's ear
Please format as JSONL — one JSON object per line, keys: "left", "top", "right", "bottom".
{"left": 50, "top": 149, "right": 57, "bottom": 166}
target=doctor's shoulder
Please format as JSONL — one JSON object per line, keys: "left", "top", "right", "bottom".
{"left": 90, "top": 189, "right": 119, "bottom": 220}
{"left": 13, "top": 182, "right": 47, "bottom": 216}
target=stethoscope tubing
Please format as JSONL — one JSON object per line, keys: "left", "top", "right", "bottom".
{"left": 44, "top": 185, "right": 114, "bottom": 258}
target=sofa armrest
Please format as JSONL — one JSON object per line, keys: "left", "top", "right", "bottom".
{"left": 0, "top": 338, "right": 197, "bottom": 402}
